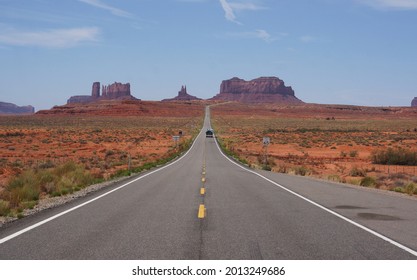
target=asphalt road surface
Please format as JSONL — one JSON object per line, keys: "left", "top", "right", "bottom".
{"left": 0, "top": 107, "right": 416, "bottom": 259}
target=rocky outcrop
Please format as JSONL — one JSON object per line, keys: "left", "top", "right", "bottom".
{"left": 36, "top": 100, "right": 204, "bottom": 117}
{"left": 412, "top": 97, "right": 417, "bottom": 107}
{"left": 162, "top": 85, "right": 201, "bottom": 102}
{"left": 92, "top": 82, "right": 100, "bottom": 98}
{"left": 102, "top": 82, "right": 131, "bottom": 99}
{"left": 67, "top": 95, "right": 95, "bottom": 104}
{"left": 0, "top": 102, "right": 34, "bottom": 114}
{"left": 211, "top": 77, "right": 303, "bottom": 104}
{"left": 67, "top": 82, "right": 137, "bottom": 104}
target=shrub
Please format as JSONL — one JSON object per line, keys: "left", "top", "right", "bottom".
{"left": 262, "top": 165, "right": 272, "bottom": 171}
{"left": 360, "top": 176, "right": 377, "bottom": 188}
{"left": 405, "top": 183, "right": 416, "bottom": 196}
{"left": 295, "top": 166, "right": 309, "bottom": 176}
{"left": 20, "top": 201, "right": 37, "bottom": 210}
{"left": 393, "top": 187, "right": 404, "bottom": 193}
{"left": 53, "top": 161, "right": 78, "bottom": 177}
{"left": 1, "top": 161, "right": 95, "bottom": 215}
{"left": 328, "top": 174, "right": 341, "bottom": 182}
{"left": 277, "top": 164, "right": 289, "bottom": 173}
{"left": 39, "top": 160, "right": 55, "bottom": 169}
{"left": 347, "top": 178, "right": 361, "bottom": 186}
{"left": 349, "top": 167, "right": 367, "bottom": 177}
{"left": 0, "top": 200, "right": 11, "bottom": 216}
{"left": 371, "top": 148, "right": 417, "bottom": 166}
{"left": 349, "top": 150, "right": 358, "bottom": 158}
{"left": 111, "top": 169, "right": 132, "bottom": 179}
{"left": 6, "top": 170, "right": 41, "bottom": 207}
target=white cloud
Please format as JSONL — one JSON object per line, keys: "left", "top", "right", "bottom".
{"left": 0, "top": 27, "right": 100, "bottom": 48}
{"left": 254, "top": 29, "right": 273, "bottom": 42}
{"left": 219, "top": 0, "right": 241, "bottom": 24}
{"left": 357, "top": 0, "right": 417, "bottom": 10}
{"left": 218, "top": 1, "right": 266, "bottom": 24}
{"left": 79, "top": 0, "right": 132, "bottom": 17}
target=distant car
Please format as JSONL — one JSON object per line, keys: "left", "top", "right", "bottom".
{"left": 205, "top": 129, "right": 214, "bottom": 138}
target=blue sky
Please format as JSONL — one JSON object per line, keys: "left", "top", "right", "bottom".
{"left": 0, "top": 0, "right": 416, "bottom": 111}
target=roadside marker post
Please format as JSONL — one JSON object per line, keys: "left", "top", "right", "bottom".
{"left": 262, "top": 136, "right": 270, "bottom": 167}
{"left": 173, "top": 135, "right": 180, "bottom": 150}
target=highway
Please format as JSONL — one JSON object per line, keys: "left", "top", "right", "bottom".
{"left": 0, "top": 107, "right": 416, "bottom": 259}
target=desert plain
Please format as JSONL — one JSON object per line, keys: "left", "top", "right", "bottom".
{"left": 211, "top": 102, "right": 417, "bottom": 194}
{"left": 1, "top": 100, "right": 417, "bottom": 221}
{"left": 0, "top": 101, "right": 204, "bottom": 219}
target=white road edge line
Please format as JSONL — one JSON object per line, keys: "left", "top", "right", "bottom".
{"left": 214, "top": 137, "right": 417, "bottom": 257}
{"left": 0, "top": 128, "right": 204, "bottom": 245}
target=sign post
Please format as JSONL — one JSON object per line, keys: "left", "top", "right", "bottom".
{"left": 173, "top": 135, "right": 180, "bottom": 150}
{"left": 262, "top": 137, "right": 270, "bottom": 167}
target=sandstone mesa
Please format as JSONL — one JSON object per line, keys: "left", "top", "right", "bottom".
{"left": 67, "top": 82, "right": 138, "bottom": 104}
{"left": 0, "top": 101, "right": 34, "bottom": 115}
{"left": 211, "top": 77, "right": 303, "bottom": 104}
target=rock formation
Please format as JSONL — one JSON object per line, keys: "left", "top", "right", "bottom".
{"left": 67, "top": 82, "right": 137, "bottom": 104}
{"left": 211, "top": 77, "right": 303, "bottom": 104}
{"left": 67, "top": 95, "right": 94, "bottom": 104}
{"left": 412, "top": 97, "right": 417, "bottom": 107}
{"left": 92, "top": 82, "right": 100, "bottom": 98}
{"left": 0, "top": 101, "right": 34, "bottom": 114}
{"left": 102, "top": 82, "right": 131, "bottom": 99}
{"left": 162, "top": 85, "right": 201, "bottom": 102}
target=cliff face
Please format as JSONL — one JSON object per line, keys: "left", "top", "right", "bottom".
{"left": 412, "top": 97, "right": 417, "bottom": 107}
{"left": 162, "top": 85, "right": 201, "bottom": 102}
{"left": 0, "top": 102, "right": 34, "bottom": 114}
{"left": 67, "top": 82, "right": 137, "bottom": 104}
{"left": 212, "top": 77, "right": 303, "bottom": 104}
{"left": 102, "top": 82, "right": 131, "bottom": 99}
{"left": 67, "top": 96, "right": 94, "bottom": 104}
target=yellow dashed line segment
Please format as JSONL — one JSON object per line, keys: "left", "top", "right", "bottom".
{"left": 198, "top": 204, "right": 206, "bottom": 219}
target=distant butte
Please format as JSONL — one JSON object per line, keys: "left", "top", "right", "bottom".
{"left": 211, "top": 77, "right": 303, "bottom": 104}
{"left": 0, "top": 101, "right": 34, "bottom": 115}
{"left": 162, "top": 85, "right": 201, "bottom": 102}
{"left": 67, "top": 82, "right": 139, "bottom": 104}
{"left": 412, "top": 97, "right": 417, "bottom": 107}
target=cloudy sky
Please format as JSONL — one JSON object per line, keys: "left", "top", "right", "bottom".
{"left": 0, "top": 0, "right": 416, "bottom": 110}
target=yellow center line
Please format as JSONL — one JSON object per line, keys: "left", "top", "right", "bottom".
{"left": 197, "top": 131, "right": 207, "bottom": 219}
{"left": 198, "top": 204, "right": 206, "bottom": 219}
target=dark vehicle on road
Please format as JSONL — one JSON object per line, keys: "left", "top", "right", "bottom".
{"left": 206, "top": 129, "right": 214, "bottom": 138}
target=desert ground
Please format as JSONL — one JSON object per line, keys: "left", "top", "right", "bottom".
{"left": 211, "top": 102, "right": 417, "bottom": 195}
{"left": 0, "top": 101, "right": 204, "bottom": 218}
{"left": 2, "top": 100, "right": 417, "bottom": 219}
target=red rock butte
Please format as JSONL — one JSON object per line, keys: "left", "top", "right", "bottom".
{"left": 211, "top": 77, "right": 303, "bottom": 104}
{"left": 412, "top": 97, "right": 417, "bottom": 107}
{"left": 67, "top": 82, "right": 137, "bottom": 104}
{"left": 162, "top": 85, "right": 201, "bottom": 102}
